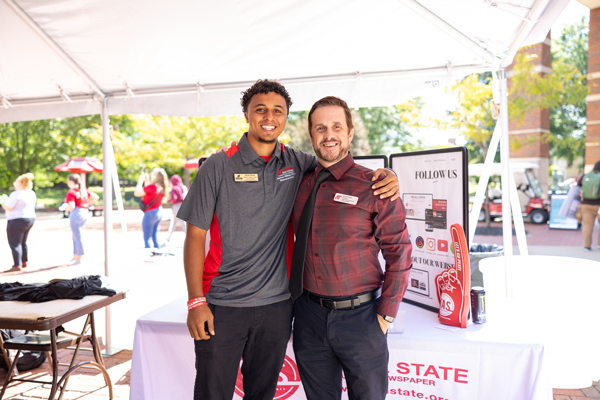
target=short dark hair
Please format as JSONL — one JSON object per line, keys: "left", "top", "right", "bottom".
{"left": 594, "top": 161, "right": 600, "bottom": 172}
{"left": 240, "top": 79, "right": 293, "bottom": 115}
{"left": 308, "top": 96, "right": 354, "bottom": 135}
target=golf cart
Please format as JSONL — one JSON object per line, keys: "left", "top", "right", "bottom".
{"left": 469, "top": 162, "right": 549, "bottom": 224}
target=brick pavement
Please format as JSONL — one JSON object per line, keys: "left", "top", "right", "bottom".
{"left": 0, "top": 347, "right": 131, "bottom": 400}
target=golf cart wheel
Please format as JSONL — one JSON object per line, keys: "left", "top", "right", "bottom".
{"left": 530, "top": 209, "right": 548, "bottom": 224}
{"left": 478, "top": 210, "right": 485, "bottom": 222}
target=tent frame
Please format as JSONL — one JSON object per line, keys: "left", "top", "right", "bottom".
{"left": 1, "top": 0, "right": 569, "bottom": 340}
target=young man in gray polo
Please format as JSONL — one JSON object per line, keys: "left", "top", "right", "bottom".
{"left": 178, "top": 79, "right": 399, "bottom": 400}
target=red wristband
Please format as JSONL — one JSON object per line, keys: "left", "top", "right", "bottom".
{"left": 187, "top": 297, "right": 207, "bottom": 311}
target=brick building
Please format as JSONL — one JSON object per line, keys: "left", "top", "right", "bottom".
{"left": 507, "top": 34, "right": 552, "bottom": 197}
{"left": 581, "top": 1, "right": 600, "bottom": 172}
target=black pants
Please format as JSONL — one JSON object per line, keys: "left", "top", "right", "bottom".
{"left": 193, "top": 299, "right": 293, "bottom": 400}
{"left": 293, "top": 293, "right": 389, "bottom": 400}
{"left": 6, "top": 218, "right": 35, "bottom": 267}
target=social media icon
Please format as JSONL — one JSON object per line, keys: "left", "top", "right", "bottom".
{"left": 416, "top": 236, "right": 424, "bottom": 249}
{"left": 438, "top": 240, "right": 448, "bottom": 252}
{"left": 426, "top": 238, "right": 436, "bottom": 251}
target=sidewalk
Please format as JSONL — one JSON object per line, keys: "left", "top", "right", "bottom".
{"left": 1, "top": 213, "right": 599, "bottom": 399}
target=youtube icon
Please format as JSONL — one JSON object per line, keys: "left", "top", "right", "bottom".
{"left": 438, "top": 240, "right": 448, "bottom": 252}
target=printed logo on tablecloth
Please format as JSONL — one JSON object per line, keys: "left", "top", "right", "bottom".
{"left": 385, "top": 348, "right": 480, "bottom": 400}
{"left": 235, "top": 355, "right": 300, "bottom": 399}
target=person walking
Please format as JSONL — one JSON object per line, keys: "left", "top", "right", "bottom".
{"left": 65, "top": 173, "right": 99, "bottom": 265}
{"left": 577, "top": 160, "right": 600, "bottom": 251}
{"left": 165, "top": 174, "right": 187, "bottom": 242}
{"left": 135, "top": 168, "right": 169, "bottom": 249}
{"left": 1, "top": 173, "right": 37, "bottom": 272}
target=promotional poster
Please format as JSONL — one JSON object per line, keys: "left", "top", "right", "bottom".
{"left": 391, "top": 148, "right": 469, "bottom": 312}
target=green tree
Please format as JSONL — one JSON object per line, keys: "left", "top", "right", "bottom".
{"left": 111, "top": 115, "right": 246, "bottom": 186}
{"left": 440, "top": 74, "right": 496, "bottom": 164}
{"left": 359, "top": 100, "right": 424, "bottom": 155}
{"left": 0, "top": 116, "right": 103, "bottom": 189}
{"left": 550, "top": 17, "right": 588, "bottom": 168}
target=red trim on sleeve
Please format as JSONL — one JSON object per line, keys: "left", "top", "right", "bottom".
{"left": 203, "top": 212, "right": 223, "bottom": 294}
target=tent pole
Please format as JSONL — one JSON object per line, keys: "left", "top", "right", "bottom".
{"left": 468, "top": 123, "right": 501, "bottom": 245}
{"left": 101, "top": 98, "right": 117, "bottom": 355}
{"left": 498, "top": 70, "right": 513, "bottom": 298}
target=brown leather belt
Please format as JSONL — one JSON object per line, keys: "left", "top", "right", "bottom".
{"left": 304, "top": 289, "right": 381, "bottom": 310}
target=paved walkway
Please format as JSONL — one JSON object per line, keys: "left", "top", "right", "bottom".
{"left": 0, "top": 211, "right": 599, "bottom": 399}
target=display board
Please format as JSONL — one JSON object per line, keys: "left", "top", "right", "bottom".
{"left": 549, "top": 194, "right": 579, "bottom": 230}
{"left": 353, "top": 155, "right": 388, "bottom": 170}
{"left": 391, "top": 147, "right": 469, "bottom": 312}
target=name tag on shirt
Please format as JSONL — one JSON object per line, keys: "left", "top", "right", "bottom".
{"left": 234, "top": 174, "right": 259, "bottom": 182}
{"left": 333, "top": 193, "right": 358, "bottom": 205}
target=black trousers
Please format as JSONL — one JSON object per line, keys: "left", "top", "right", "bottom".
{"left": 293, "top": 293, "right": 389, "bottom": 400}
{"left": 193, "top": 299, "right": 293, "bottom": 400}
{"left": 6, "top": 218, "right": 35, "bottom": 267}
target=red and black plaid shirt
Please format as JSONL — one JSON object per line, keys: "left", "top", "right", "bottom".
{"left": 292, "top": 153, "right": 412, "bottom": 317}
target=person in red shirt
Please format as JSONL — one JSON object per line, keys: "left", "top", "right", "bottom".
{"left": 64, "top": 174, "right": 99, "bottom": 266}
{"left": 291, "top": 96, "right": 412, "bottom": 400}
{"left": 134, "top": 168, "right": 169, "bottom": 248}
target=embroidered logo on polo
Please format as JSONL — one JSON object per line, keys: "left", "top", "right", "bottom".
{"left": 333, "top": 193, "right": 358, "bottom": 205}
{"left": 235, "top": 355, "right": 300, "bottom": 399}
{"left": 277, "top": 167, "right": 295, "bottom": 182}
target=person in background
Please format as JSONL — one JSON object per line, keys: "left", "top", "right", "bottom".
{"left": 165, "top": 174, "right": 187, "bottom": 242}
{"left": 1, "top": 173, "right": 37, "bottom": 272}
{"left": 577, "top": 160, "right": 600, "bottom": 251}
{"left": 135, "top": 168, "right": 169, "bottom": 249}
{"left": 65, "top": 173, "right": 99, "bottom": 266}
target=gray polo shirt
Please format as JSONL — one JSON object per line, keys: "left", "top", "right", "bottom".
{"left": 178, "top": 133, "right": 317, "bottom": 307}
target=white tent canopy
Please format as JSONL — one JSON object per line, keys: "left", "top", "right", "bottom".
{"left": 0, "top": 0, "right": 570, "bottom": 345}
{"left": 1, "top": 0, "right": 568, "bottom": 123}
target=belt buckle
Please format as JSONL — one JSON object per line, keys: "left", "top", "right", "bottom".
{"left": 319, "top": 298, "right": 324, "bottom": 308}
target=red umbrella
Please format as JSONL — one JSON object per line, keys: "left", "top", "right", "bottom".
{"left": 55, "top": 157, "right": 103, "bottom": 197}
{"left": 184, "top": 158, "right": 200, "bottom": 169}
{"left": 184, "top": 156, "right": 210, "bottom": 170}
{"left": 54, "top": 157, "right": 103, "bottom": 173}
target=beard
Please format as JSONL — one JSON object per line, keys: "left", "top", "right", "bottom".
{"left": 313, "top": 140, "right": 349, "bottom": 164}
{"left": 258, "top": 136, "right": 277, "bottom": 144}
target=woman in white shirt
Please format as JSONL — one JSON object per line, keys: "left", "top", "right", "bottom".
{"left": 1, "top": 173, "right": 36, "bottom": 272}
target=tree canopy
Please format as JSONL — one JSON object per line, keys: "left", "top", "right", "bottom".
{"left": 436, "top": 19, "right": 589, "bottom": 166}
{"left": 0, "top": 116, "right": 102, "bottom": 188}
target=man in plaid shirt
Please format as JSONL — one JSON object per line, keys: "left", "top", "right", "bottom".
{"left": 291, "top": 96, "right": 413, "bottom": 400}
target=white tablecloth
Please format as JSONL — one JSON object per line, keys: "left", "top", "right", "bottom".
{"left": 130, "top": 297, "right": 551, "bottom": 400}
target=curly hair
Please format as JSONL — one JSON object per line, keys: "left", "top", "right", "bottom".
{"left": 240, "top": 79, "right": 293, "bottom": 115}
